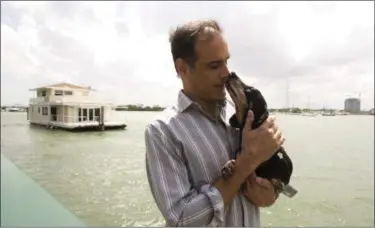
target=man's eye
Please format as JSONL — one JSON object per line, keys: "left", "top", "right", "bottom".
{"left": 210, "top": 64, "right": 220, "bottom": 69}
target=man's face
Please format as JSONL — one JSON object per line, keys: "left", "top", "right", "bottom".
{"left": 179, "top": 31, "right": 231, "bottom": 101}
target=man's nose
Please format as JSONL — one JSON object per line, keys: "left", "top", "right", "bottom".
{"left": 220, "top": 65, "right": 230, "bottom": 79}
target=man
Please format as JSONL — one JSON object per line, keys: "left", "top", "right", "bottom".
{"left": 145, "top": 20, "right": 285, "bottom": 227}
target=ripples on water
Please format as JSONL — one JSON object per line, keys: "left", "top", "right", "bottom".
{"left": 1, "top": 112, "right": 374, "bottom": 226}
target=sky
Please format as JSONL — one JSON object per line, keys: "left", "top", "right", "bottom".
{"left": 1, "top": 1, "right": 374, "bottom": 110}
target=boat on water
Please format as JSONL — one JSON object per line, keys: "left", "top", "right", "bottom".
{"left": 321, "top": 111, "right": 336, "bottom": 116}
{"left": 27, "top": 83, "right": 127, "bottom": 131}
{"left": 1, "top": 106, "right": 26, "bottom": 112}
{"left": 336, "top": 111, "right": 349, "bottom": 116}
{"left": 7, "top": 107, "right": 23, "bottom": 112}
{"left": 301, "top": 112, "right": 318, "bottom": 117}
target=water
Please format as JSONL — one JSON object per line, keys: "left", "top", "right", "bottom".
{"left": 1, "top": 112, "right": 374, "bottom": 227}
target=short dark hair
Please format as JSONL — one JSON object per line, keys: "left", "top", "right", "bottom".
{"left": 169, "top": 20, "right": 222, "bottom": 68}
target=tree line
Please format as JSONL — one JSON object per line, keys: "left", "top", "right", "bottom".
{"left": 115, "top": 104, "right": 166, "bottom": 111}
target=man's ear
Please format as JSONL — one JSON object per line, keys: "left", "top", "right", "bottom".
{"left": 175, "top": 58, "right": 187, "bottom": 78}
{"left": 175, "top": 58, "right": 195, "bottom": 79}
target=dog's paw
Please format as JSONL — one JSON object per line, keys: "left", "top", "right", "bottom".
{"left": 222, "top": 160, "right": 236, "bottom": 179}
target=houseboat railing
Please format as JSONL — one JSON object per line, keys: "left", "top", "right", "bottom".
{"left": 29, "top": 96, "right": 113, "bottom": 104}
{"left": 49, "top": 115, "right": 102, "bottom": 123}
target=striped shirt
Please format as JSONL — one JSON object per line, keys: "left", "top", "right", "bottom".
{"left": 145, "top": 90, "right": 260, "bottom": 227}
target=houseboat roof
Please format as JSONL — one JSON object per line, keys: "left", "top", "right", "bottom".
{"left": 29, "top": 83, "right": 94, "bottom": 91}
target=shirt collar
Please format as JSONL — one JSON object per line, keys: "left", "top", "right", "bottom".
{"left": 177, "top": 90, "right": 194, "bottom": 113}
{"left": 176, "top": 90, "right": 228, "bottom": 122}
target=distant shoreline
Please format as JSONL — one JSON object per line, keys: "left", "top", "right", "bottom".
{"left": 115, "top": 105, "right": 165, "bottom": 112}
{"left": 1, "top": 106, "right": 373, "bottom": 115}
{"left": 115, "top": 109, "right": 164, "bottom": 112}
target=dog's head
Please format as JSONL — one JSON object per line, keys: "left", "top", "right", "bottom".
{"left": 224, "top": 72, "right": 249, "bottom": 128}
{"left": 225, "top": 72, "right": 268, "bottom": 130}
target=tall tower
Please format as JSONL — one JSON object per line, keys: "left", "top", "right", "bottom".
{"left": 344, "top": 98, "right": 361, "bottom": 114}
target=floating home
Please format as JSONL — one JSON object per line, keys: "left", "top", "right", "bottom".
{"left": 27, "top": 83, "right": 127, "bottom": 131}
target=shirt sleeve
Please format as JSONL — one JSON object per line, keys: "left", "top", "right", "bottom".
{"left": 144, "top": 122, "right": 225, "bottom": 227}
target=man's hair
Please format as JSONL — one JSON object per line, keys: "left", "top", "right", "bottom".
{"left": 169, "top": 20, "right": 222, "bottom": 68}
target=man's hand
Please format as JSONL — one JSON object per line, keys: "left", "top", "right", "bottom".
{"left": 236, "top": 110, "right": 285, "bottom": 177}
{"left": 242, "top": 173, "right": 278, "bottom": 207}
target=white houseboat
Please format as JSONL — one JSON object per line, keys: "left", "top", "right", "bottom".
{"left": 27, "top": 83, "right": 127, "bottom": 131}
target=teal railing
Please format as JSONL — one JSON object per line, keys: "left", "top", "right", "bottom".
{"left": 1, "top": 153, "right": 85, "bottom": 226}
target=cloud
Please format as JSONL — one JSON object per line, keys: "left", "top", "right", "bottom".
{"left": 1, "top": 1, "right": 374, "bottom": 109}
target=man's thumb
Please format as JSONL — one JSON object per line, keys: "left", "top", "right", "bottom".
{"left": 244, "top": 110, "right": 254, "bottom": 130}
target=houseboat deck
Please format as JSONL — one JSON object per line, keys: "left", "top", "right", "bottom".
{"left": 30, "top": 120, "right": 127, "bottom": 131}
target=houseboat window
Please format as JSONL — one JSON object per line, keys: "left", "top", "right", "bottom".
{"left": 89, "top": 109, "right": 94, "bottom": 121}
{"left": 64, "top": 91, "right": 73, "bottom": 95}
{"left": 83, "top": 108, "right": 87, "bottom": 121}
{"left": 41, "top": 90, "right": 47, "bottom": 96}
{"left": 94, "top": 108, "right": 100, "bottom": 116}
{"left": 78, "top": 108, "right": 82, "bottom": 122}
{"left": 55, "top": 90, "right": 63, "bottom": 96}
{"left": 94, "top": 108, "right": 100, "bottom": 121}
{"left": 50, "top": 107, "right": 57, "bottom": 121}
{"left": 42, "top": 107, "right": 48, "bottom": 115}
{"left": 38, "top": 107, "right": 40, "bottom": 113}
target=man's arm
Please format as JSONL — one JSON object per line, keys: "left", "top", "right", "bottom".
{"left": 145, "top": 122, "right": 252, "bottom": 227}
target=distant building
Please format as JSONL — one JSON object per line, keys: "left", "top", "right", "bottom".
{"left": 344, "top": 98, "right": 361, "bottom": 114}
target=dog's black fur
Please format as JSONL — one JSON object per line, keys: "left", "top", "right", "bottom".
{"left": 225, "top": 72, "right": 293, "bottom": 186}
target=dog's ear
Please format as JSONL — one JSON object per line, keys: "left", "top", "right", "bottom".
{"left": 275, "top": 147, "right": 293, "bottom": 185}
{"left": 229, "top": 114, "right": 241, "bottom": 128}
{"left": 280, "top": 149, "right": 293, "bottom": 182}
